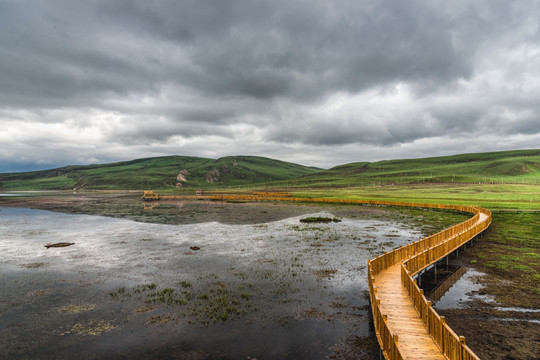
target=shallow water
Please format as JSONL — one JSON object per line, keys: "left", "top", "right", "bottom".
{"left": 432, "top": 269, "right": 495, "bottom": 310}
{"left": 0, "top": 205, "right": 424, "bottom": 359}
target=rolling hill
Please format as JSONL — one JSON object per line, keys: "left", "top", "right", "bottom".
{"left": 284, "top": 149, "right": 540, "bottom": 188}
{"left": 0, "top": 155, "right": 321, "bottom": 190}
{"left": 1, "top": 149, "right": 539, "bottom": 191}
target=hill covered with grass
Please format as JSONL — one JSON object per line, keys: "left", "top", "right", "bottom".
{"left": 0, "top": 155, "right": 321, "bottom": 190}
{"left": 284, "top": 149, "right": 540, "bottom": 188}
{"left": 2, "top": 149, "right": 539, "bottom": 191}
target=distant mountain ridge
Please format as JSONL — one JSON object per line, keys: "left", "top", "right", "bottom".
{"left": 1, "top": 149, "right": 539, "bottom": 191}
{"left": 0, "top": 155, "right": 321, "bottom": 190}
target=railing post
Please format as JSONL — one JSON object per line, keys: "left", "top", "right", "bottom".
{"left": 427, "top": 301, "right": 432, "bottom": 331}
{"left": 460, "top": 336, "right": 466, "bottom": 360}
{"left": 440, "top": 316, "right": 446, "bottom": 354}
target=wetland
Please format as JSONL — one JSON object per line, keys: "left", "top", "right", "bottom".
{"left": 1, "top": 191, "right": 538, "bottom": 359}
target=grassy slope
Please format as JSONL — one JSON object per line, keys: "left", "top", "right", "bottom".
{"left": 0, "top": 155, "right": 321, "bottom": 190}
{"left": 2, "top": 149, "right": 539, "bottom": 191}
{"left": 285, "top": 149, "right": 540, "bottom": 187}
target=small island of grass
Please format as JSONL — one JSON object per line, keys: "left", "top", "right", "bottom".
{"left": 300, "top": 217, "right": 341, "bottom": 223}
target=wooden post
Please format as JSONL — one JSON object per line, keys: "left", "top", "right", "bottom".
{"left": 460, "top": 336, "right": 466, "bottom": 359}
{"left": 427, "top": 301, "right": 432, "bottom": 329}
{"left": 440, "top": 316, "right": 446, "bottom": 352}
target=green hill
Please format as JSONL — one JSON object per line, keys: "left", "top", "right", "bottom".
{"left": 284, "top": 149, "right": 540, "bottom": 188}
{"left": 0, "top": 155, "right": 321, "bottom": 190}
{"left": 2, "top": 149, "right": 539, "bottom": 191}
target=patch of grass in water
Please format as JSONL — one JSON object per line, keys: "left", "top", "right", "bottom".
{"left": 110, "top": 282, "right": 257, "bottom": 326}
{"left": 145, "top": 288, "right": 187, "bottom": 305}
{"left": 300, "top": 217, "right": 341, "bottom": 223}
{"left": 177, "top": 281, "right": 192, "bottom": 288}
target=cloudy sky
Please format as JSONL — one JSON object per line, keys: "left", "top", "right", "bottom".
{"left": 1, "top": 0, "right": 540, "bottom": 172}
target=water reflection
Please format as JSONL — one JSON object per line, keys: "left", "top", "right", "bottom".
{"left": 427, "top": 268, "right": 495, "bottom": 309}
{"left": 0, "top": 206, "right": 423, "bottom": 359}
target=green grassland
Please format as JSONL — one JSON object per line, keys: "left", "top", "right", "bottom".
{"left": 282, "top": 148, "right": 540, "bottom": 188}
{"left": 2, "top": 149, "right": 539, "bottom": 191}
{"left": 287, "top": 184, "right": 540, "bottom": 210}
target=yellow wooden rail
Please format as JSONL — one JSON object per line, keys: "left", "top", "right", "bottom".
{"left": 141, "top": 192, "right": 491, "bottom": 359}
{"left": 371, "top": 204, "right": 490, "bottom": 360}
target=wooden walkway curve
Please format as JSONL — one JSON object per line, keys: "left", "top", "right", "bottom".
{"left": 142, "top": 192, "right": 492, "bottom": 360}
{"left": 369, "top": 207, "right": 491, "bottom": 360}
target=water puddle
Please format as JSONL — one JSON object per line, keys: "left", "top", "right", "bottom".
{"left": 493, "top": 307, "right": 540, "bottom": 313}
{"left": 498, "top": 318, "right": 540, "bottom": 324}
{"left": 430, "top": 268, "right": 496, "bottom": 309}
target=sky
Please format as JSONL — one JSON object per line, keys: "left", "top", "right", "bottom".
{"left": 1, "top": 0, "right": 540, "bottom": 172}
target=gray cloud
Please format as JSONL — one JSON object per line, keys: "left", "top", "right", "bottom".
{"left": 0, "top": 0, "right": 539, "bottom": 172}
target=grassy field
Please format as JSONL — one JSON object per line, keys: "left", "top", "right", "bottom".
{"left": 469, "top": 212, "right": 540, "bottom": 307}
{"left": 286, "top": 149, "right": 540, "bottom": 187}
{"left": 288, "top": 183, "right": 540, "bottom": 210}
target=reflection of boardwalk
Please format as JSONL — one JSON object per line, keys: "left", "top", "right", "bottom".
{"left": 427, "top": 266, "right": 467, "bottom": 302}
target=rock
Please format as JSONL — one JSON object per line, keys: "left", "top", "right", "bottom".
{"left": 45, "top": 242, "right": 75, "bottom": 248}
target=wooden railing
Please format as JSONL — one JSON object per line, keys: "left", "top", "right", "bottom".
{"left": 141, "top": 192, "right": 491, "bottom": 359}
{"left": 369, "top": 204, "right": 490, "bottom": 360}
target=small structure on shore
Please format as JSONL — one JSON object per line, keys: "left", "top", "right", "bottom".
{"left": 141, "top": 190, "right": 160, "bottom": 201}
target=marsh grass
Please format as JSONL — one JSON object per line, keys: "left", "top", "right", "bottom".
{"left": 109, "top": 281, "right": 262, "bottom": 326}
{"left": 465, "top": 212, "right": 540, "bottom": 307}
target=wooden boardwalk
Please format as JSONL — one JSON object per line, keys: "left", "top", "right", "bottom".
{"left": 369, "top": 210, "right": 490, "bottom": 360}
{"left": 375, "top": 264, "right": 448, "bottom": 359}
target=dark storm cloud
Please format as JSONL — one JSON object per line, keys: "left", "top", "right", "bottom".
{"left": 0, "top": 0, "right": 539, "bottom": 171}
{"left": 0, "top": 0, "right": 478, "bottom": 105}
